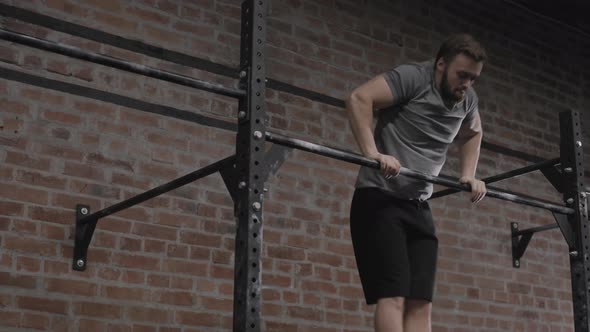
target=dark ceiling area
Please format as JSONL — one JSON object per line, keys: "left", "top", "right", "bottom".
{"left": 508, "top": 0, "right": 590, "bottom": 35}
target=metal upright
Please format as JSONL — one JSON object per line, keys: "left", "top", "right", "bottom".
{"left": 233, "top": 0, "right": 267, "bottom": 331}
{"left": 560, "top": 111, "right": 590, "bottom": 332}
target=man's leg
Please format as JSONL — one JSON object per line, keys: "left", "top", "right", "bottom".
{"left": 375, "top": 297, "right": 405, "bottom": 332}
{"left": 403, "top": 299, "right": 432, "bottom": 332}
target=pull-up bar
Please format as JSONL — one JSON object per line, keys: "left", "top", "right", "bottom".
{"left": 0, "top": 28, "right": 245, "bottom": 98}
{"left": 265, "top": 131, "right": 574, "bottom": 215}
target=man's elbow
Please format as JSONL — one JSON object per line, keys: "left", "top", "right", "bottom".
{"left": 346, "top": 89, "right": 371, "bottom": 110}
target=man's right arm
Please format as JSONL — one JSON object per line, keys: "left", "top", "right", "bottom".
{"left": 346, "top": 74, "right": 401, "bottom": 177}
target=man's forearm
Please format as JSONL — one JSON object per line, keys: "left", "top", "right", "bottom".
{"left": 459, "top": 131, "right": 482, "bottom": 178}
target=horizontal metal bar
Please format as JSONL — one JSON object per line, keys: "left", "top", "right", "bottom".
{"left": 431, "top": 157, "right": 561, "bottom": 199}
{"left": 265, "top": 131, "right": 575, "bottom": 215}
{"left": 514, "top": 223, "right": 559, "bottom": 236}
{"left": 78, "top": 155, "right": 236, "bottom": 225}
{"left": 0, "top": 28, "right": 245, "bottom": 98}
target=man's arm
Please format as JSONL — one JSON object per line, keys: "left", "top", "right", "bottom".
{"left": 346, "top": 75, "right": 401, "bottom": 177}
{"left": 456, "top": 112, "right": 486, "bottom": 203}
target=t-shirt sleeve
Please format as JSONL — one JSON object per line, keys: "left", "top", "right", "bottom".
{"left": 382, "top": 64, "right": 425, "bottom": 104}
{"left": 461, "top": 90, "right": 480, "bottom": 131}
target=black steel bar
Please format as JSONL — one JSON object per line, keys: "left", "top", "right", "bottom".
{"left": 559, "top": 110, "right": 590, "bottom": 332}
{"left": 0, "top": 28, "right": 245, "bottom": 98}
{"left": 73, "top": 204, "right": 93, "bottom": 271}
{"left": 513, "top": 223, "right": 559, "bottom": 236}
{"left": 233, "top": 1, "right": 266, "bottom": 331}
{"left": 542, "top": 165, "right": 565, "bottom": 193}
{"left": 553, "top": 212, "right": 575, "bottom": 249}
{"left": 511, "top": 221, "right": 533, "bottom": 267}
{"left": 431, "top": 157, "right": 561, "bottom": 199}
{"left": 78, "top": 155, "right": 235, "bottom": 225}
{"left": 265, "top": 131, "right": 574, "bottom": 215}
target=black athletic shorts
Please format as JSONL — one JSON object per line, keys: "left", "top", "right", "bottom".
{"left": 350, "top": 187, "right": 438, "bottom": 305}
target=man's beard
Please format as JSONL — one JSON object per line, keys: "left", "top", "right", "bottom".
{"left": 440, "top": 68, "right": 462, "bottom": 106}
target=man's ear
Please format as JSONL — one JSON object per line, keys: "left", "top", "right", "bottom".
{"left": 436, "top": 58, "right": 446, "bottom": 71}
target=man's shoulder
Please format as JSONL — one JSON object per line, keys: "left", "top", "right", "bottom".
{"left": 391, "top": 60, "right": 432, "bottom": 77}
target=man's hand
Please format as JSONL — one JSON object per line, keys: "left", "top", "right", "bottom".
{"left": 459, "top": 176, "right": 486, "bottom": 203}
{"left": 375, "top": 153, "right": 401, "bottom": 179}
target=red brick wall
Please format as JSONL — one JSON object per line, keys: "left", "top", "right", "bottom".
{"left": 0, "top": 0, "right": 588, "bottom": 331}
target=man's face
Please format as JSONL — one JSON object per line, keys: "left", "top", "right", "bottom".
{"left": 438, "top": 53, "right": 483, "bottom": 104}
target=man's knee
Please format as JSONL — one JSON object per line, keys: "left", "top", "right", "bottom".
{"left": 404, "top": 299, "right": 432, "bottom": 318}
{"left": 377, "top": 297, "right": 405, "bottom": 312}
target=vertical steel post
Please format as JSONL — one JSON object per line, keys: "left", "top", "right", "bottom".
{"left": 560, "top": 110, "right": 590, "bottom": 332}
{"left": 233, "top": 0, "right": 266, "bottom": 331}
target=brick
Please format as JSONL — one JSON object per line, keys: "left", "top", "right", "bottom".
{"left": 43, "top": 260, "right": 69, "bottom": 275}
{"left": 0, "top": 201, "right": 25, "bottom": 216}
{"left": 78, "top": 319, "right": 106, "bottom": 332}
{"left": 15, "top": 169, "right": 67, "bottom": 189}
{"left": 16, "top": 296, "right": 68, "bottom": 314}
{"left": 75, "top": 301, "right": 124, "bottom": 319}
{"left": 0, "top": 311, "right": 20, "bottom": 328}
{"left": 0, "top": 183, "right": 49, "bottom": 205}
{"left": 35, "top": 142, "right": 83, "bottom": 161}
{"left": 4, "top": 235, "right": 57, "bottom": 256}
{"left": 94, "top": 11, "right": 138, "bottom": 33}
{"left": 28, "top": 206, "right": 72, "bottom": 225}
{"left": 0, "top": 45, "right": 18, "bottom": 64}
{"left": 126, "top": 306, "right": 171, "bottom": 324}
{"left": 16, "top": 256, "right": 41, "bottom": 272}
{"left": 112, "top": 254, "right": 161, "bottom": 271}
{"left": 87, "top": 152, "right": 134, "bottom": 172}
{"left": 4, "top": 151, "right": 52, "bottom": 171}
{"left": 41, "top": 109, "right": 82, "bottom": 125}
{"left": 154, "top": 290, "right": 194, "bottom": 306}
{"left": 45, "top": 278, "right": 98, "bottom": 297}
{"left": 175, "top": 311, "right": 221, "bottom": 327}
{"left": 120, "top": 236, "right": 142, "bottom": 252}
{"left": 0, "top": 272, "right": 37, "bottom": 289}
{"left": 63, "top": 161, "right": 106, "bottom": 181}
{"left": 69, "top": 179, "right": 121, "bottom": 199}
{"left": 163, "top": 259, "right": 208, "bottom": 276}
{"left": 179, "top": 231, "right": 222, "bottom": 247}
{"left": 21, "top": 312, "right": 50, "bottom": 330}
{"left": 132, "top": 223, "right": 177, "bottom": 241}
{"left": 144, "top": 239, "right": 166, "bottom": 253}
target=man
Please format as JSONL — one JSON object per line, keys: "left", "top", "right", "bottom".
{"left": 346, "top": 34, "right": 487, "bottom": 332}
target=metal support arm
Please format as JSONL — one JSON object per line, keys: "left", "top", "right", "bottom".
{"left": 72, "top": 155, "right": 236, "bottom": 271}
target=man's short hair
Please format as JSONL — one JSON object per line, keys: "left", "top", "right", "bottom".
{"left": 435, "top": 34, "right": 487, "bottom": 64}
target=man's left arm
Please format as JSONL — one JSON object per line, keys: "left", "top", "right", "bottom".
{"left": 457, "top": 112, "right": 486, "bottom": 203}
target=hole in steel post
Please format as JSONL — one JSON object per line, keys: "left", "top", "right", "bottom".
{"left": 253, "top": 248, "right": 257, "bottom": 252}
{"left": 252, "top": 277, "right": 257, "bottom": 282}
{"left": 251, "top": 323, "right": 255, "bottom": 328}
{"left": 251, "top": 292, "right": 256, "bottom": 298}
{"left": 253, "top": 233, "right": 257, "bottom": 238}
{"left": 252, "top": 263, "right": 257, "bottom": 268}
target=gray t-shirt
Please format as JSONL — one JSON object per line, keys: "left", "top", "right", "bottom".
{"left": 355, "top": 60, "right": 480, "bottom": 200}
